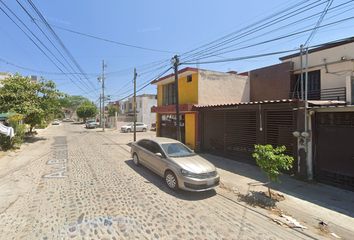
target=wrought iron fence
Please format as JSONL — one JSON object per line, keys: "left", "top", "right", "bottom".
{"left": 289, "top": 87, "right": 346, "bottom": 101}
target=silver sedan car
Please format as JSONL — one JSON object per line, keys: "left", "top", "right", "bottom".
{"left": 131, "top": 137, "right": 220, "bottom": 192}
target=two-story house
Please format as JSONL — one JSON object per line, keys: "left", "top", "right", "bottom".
{"left": 248, "top": 37, "right": 354, "bottom": 190}
{"left": 151, "top": 67, "right": 249, "bottom": 150}
{"left": 123, "top": 94, "right": 157, "bottom": 128}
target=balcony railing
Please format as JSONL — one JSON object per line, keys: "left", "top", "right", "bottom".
{"left": 289, "top": 87, "right": 346, "bottom": 101}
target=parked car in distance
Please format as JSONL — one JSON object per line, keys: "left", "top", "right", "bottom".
{"left": 85, "top": 119, "right": 98, "bottom": 128}
{"left": 52, "top": 119, "right": 60, "bottom": 125}
{"left": 63, "top": 118, "right": 75, "bottom": 122}
{"left": 151, "top": 122, "right": 156, "bottom": 131}
{"left": 131, "top": 137, "right": 220, "bottom": 192}
{"left": 121, "top": 122, "right": 148, "bottom": 132}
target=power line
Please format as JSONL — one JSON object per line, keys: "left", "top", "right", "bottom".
{"left": 26, "top": 0, "right": 97, "bottom": 91}
{"left": 304, "top": 0, "right": 334, "bottom": 46}
{"left": 35, "top": 18, "right": 178, "bottom": 54}
{"left": 0, "top": 2, "right": 96, "bottom": 99}
{"left": 181, "top": 36, "right": 354, "bottom": 65}
{"left": 181, "top": 0, "right": 322, "bottom": 62}
{"left": 14, "top": 0, "right": 95, "bottom": 92}
{"left": 183, "top": 15, "right": 354, "bottom": 63}
{"left": 180, "top": 0, "right": 352, "bottom": 63}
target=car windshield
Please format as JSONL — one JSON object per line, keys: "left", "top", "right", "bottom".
{"left": 88, "top": 120, "right": 95, "bottom": 123}
{"left": 161, "top": 143, "right": 195, "bottom": 158}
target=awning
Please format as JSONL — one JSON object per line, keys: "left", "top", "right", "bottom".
{"left": 0, "top": 112, "right": 26, "bottom": 118}
{"left": 307, "top": 100, "right": 346, "bottom": 106}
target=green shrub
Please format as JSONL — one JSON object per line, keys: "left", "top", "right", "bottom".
{"left": 252, "top": 144, "right": 294, "bottom": 198}
{"left": 0, "top": 114, "right": 26, "bottom": 151}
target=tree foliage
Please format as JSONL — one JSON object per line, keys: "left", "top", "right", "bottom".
{"left": 0, "top": 73, "right": 66, "bottom": 132}
{"left": 0, "top": 113, "right": 26, "bottom": 150}
{"left": 252, "top": 144, "right": 294, "bottom": 198}
{"left": 108, "top": 105, "right": 120, "bottom": 117}
{"left": 76, "top": 105, "right": 98, "bottom": 122}
{"left": 59, "top": 95, "right": 91, "bottom": 110}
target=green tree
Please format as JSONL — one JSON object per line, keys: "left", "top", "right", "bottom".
{"left": 59, "top": 95, "right": 91, "bottom": 110}
{"left": 76, "top": 105, "right": 98, "bottom": 122}
{"left": 252, "top": 144, "right": 294, "bottom": 198}
{"left": 0, "top": 73, "right": 66, "bottom": 132}
{"left": 108, "top": 105, "right": 120, "bottom": 117}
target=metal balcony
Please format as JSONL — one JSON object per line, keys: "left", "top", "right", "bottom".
{"left": 289, "top": 87, "right": 346, "bottom": 101}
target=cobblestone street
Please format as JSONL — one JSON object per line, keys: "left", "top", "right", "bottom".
{"left": 0, "top": 123, "right": 331, "bottom": 239}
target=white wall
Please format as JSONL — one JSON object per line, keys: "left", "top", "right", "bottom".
{"left": 281, "top": 42, "right": 354, "bottom": 90}
{"left": 197, "top": 69, "right": 249, "bottom": 105}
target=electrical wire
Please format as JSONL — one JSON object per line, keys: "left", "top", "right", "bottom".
{"left": 14, "top": 0, "right": 95, "bottom": 92}
{"left": 304, "top": 0, "right": 334, "bottom": 46}
{"left": 35, "top": 19, "right": 178, "bottom": 54}
{"left": 181, "top": 0, "right": 324, "bottom": 62}
{"left": 26, "top": 0, "right": 97, "bottom": 91}
{"left": 0, "top": 3, "right": 96, "bottom": 99}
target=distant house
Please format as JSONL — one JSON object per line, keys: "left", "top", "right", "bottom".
{"left": 123, "top": 94, "right": 157, "bottom": 128}
{"left": 151, "top": 67, "right": 249, "bottom": 150}
{"left": 0, "top": 72, "right": 13, "bottom": 88}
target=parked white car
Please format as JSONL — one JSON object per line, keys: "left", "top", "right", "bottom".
{"left": 85, "top": 119, "right": 98, "bottom": 128}
{"left": 121, "top": 122, "right": 148, "bottom": 132}
{"left": 52, "top": 119, "right": 60, "bottom": 125}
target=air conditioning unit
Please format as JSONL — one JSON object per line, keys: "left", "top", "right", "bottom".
{"left": 346, "top": 76, "right": 354, "bottom": 105}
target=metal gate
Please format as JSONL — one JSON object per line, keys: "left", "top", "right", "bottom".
{"left": 265, "top": 110, "right": 295, "bottom": 174}
{"left": 315, "top": 112, "right": 354, "bottom": 191}
{"left": 202, "top": 110, "right": 257, "bottom": 164}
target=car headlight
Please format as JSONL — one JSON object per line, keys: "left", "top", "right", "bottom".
{"left": 181, "top": 169, "right": 200, "bottom": 179}
{"left": 181, "top": 169, "right": 218, "bottom": 179}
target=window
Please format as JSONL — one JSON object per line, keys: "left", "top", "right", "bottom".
{"left": 150, "top": 142, "right": 165, "bottom": 157}
{"left": 129, "top": 103, "right": 133, "bottom": 109}
{"left": 138, "top": 140, "right": 150, "bottom": 151}
{"left": 162, "top": 82, "right": 176, "bottom": 106}
{"left": 187, "top": 75, "right": 192, "bottom": 83}
{"left": 291, "top": 70, "right": 321, "bottom": 100}
{"left": 140, "top": 100, "right": 142, "bottom": 108}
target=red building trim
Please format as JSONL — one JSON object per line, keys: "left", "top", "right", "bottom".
{"left": 151, "top": 103, "right": 197, "bottom": 114}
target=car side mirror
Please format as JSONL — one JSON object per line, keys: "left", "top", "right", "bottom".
{"left": 155, "top": 153, "right": 163, "bottom": 158}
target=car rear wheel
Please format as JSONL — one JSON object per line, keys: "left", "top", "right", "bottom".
{"left": 165, "top": 171, "right": 179, "bottom": 190}
{"left": 142, "top": 128, "right": 146, "bottom": 132}
{"left": 133, "top": 153, "right": 140, "bottom": 166}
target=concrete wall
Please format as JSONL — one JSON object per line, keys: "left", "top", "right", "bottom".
{"left": 139, "top": 97, "right": 157, "bottom": 128}
{"left": 249, "top": 62, "right": 293, "bottom": 101}
{"left": 281, "top": 42, "right": 354, "bottom": 90}
{"left": 197, "top": 69, "right": 249, "bottom": 105}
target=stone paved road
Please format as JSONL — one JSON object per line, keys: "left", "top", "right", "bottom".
{"left": 0, "top": 123, "right": 331, "bottom": 239}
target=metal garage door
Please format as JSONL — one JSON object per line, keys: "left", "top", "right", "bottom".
{"left": 316, "top": 112, "right": 354, "bottom": 191}
{"left": 202, "top": 110, "right": 257, "bottom": 164}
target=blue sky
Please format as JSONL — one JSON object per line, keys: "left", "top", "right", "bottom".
{"left": 1, "top": 0, "right": 353, "bottom": 105}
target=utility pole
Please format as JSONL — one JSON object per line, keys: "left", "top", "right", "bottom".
{"left": 102, "top": 60, "right": 106, "bottom": 131}
{"left": 99, "top": 94, "right": 102, "bottom": 126}
{"left": 98, "top": 60, "right": 106, "bottom": 131}
{"left": 133, "top": 68, "right": 137, "bottom": 142}
{"left": 172, "top": 55, "right": 181, "bottom": 142}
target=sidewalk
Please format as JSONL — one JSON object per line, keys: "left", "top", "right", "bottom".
{"left": 200, "top": 153, "right": 354, "bottom": 240}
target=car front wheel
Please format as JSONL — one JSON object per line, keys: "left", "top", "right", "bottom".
{"left": 133, "top": 153, "right": 140, "bottom": 166}
{"left": 127, "top": 129, "right": 131, "bottom": 133}
{"left": 165, "top": 171, "right": 179, "bottom": 190}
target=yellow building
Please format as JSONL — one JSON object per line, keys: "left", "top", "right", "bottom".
{"left": 151, "top": 67, "right": 249, "bottom": 150}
